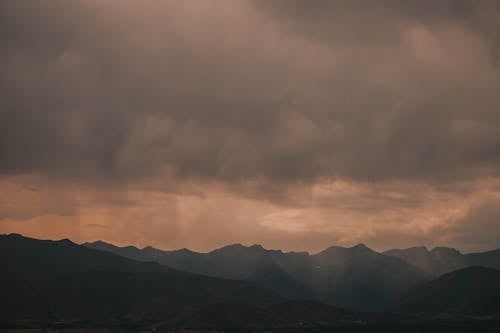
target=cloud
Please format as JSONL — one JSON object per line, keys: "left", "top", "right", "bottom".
{"left": 1, "top": 0, "right": 500, "bottom": 186}
{"left": 1, "top": 1, "right": 500, "bottom": 251}
{"left": 0, "top": 174, "right": 76, "bottom": 220}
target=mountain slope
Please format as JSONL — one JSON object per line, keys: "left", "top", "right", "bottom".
{"left": 383, "top": 246, "right": 466, "bottom": 275}
{"left": 384, "top": 246, "right": 500, "bottom": 275}
{"left": 465, "top": 249, "right": 500, "bottom": 271}
{"left": 85, "top": 241, "right": 430, "bottom": 310}
{"left": 307, "top": 244, "right": 430, "bottom": 310}
{"left": 85, "top": 241, "right": 314, "bottom": 299}
{"left": 0, "top": 234, "right": 394, "bottom": 329}
{"left": 0, "top": 234, "right": 281, "bottom": 326}
{"left": 392, "top": 266, "right": 500, "bottom": 317}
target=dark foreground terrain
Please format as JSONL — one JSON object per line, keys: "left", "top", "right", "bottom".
{"left": 2, "top": 234, "right": 500, "bottom": 332}
{"left": 2, "top": 320, "right": 500, "bottom": 333}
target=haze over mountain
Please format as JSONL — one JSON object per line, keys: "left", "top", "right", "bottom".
{"left": 384, "top": 246, "right": 500, "bottom": 275}
{"left": 85, "top": 240, "right": 430, "bottom": 310}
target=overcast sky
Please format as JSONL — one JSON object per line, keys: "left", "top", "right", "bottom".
{"left": 1, "top": 0, "right": 500, "bottom": 253}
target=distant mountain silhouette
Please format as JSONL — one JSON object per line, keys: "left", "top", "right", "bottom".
{"left": 464, "top": 249, "right": 500, "bottom": 271}
{"left": 384, "top": 246, "right": 500, "bottom": 275}
{"left": 383, "top": 247, "right": 465, "bottom": 275}
{"left": 85, "top": 241, "right": 430, "bottom": 310}
{"left": 4, "top": 234, "right": 500, "bottom": 330}
{"left": 0, "top": 234, "right": 280, "bottom": 327}
{"left": 0, "top": 234, "right": 413, "bottom": 330}
{"left": 392, "top": 266, "right": 500, "bottom": 317}
{"left": 85, "top": 241, "right": 316, "bottom": 300}
{"left": 307, "top": 244, "right": 430, "bottom": 310}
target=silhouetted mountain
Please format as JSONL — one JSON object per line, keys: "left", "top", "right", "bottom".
{"left": 392, "top": 266, "right": 500, "bottom": 317}
{"left": 307, "top": 244, "right": 430, "bottom": 310}
{"left": 4, "top": 235, "right": 500, "bottom": 331}
{"left": 384, "top": 246, "right": 500, "bottom": 275}
{"left": 85, "top": 241, "right": 314, "bottom": 300}
{"left": 466, "top": 249, "right": 500, "bottom": 271}
{"left": 85, "top": 241, "right": 430, "bottom": 310}
{"left": 0, "top": 234, "right": 415, "bottom": 330}
{"left": 0, "top": 234, "right": 281, "bottom": 327}
{"left": 384, "top": 246, "right": 465, "bottom": 275}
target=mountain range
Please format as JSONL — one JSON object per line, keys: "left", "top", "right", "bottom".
{"left": 84, "top": 241, "right": 430, "bottom": 310}
{"left": 84, "top": 240, "right": 500, "bottom": 310}
{"left": 384, "top": 246, "right": 500, "bottom": 275}
{"left": 2, "top": 234, "right": 500, "bottom": 331}
{"left": 0, "top": 234, "right": 282, "bottom": 327}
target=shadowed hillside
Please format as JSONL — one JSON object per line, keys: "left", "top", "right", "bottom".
{"left": 85, "top": 241, "right": 430, "bottom": 310}
{"left": 2, "top": 234, "right": 500, "bottom": 331}
{"left": 392, "top": 266, "right": 500, "bottom": 317}
{"left": 0, "top": 234, "right": 280, "bottom": 327}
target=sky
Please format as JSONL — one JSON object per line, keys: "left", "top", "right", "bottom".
{"left": 1, "top": 0, "right": 500, "bottom": 253}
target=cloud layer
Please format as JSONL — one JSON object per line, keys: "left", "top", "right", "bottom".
{"left": 1, "top": 1, "right": 500, "bottom": 251}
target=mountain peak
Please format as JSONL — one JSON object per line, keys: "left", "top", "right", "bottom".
{"left": 5, "top": 233, "right": 24, "bottom": 238}
{"left": 431, "top": 246, "right": 462, "bottom": 255}
{"left": 172, "top": 247, "right": 197, "bottom": 254}
{"left": 209, "top": 243, "right": 273, "bottom": 256}
{"left": 89, "top": 240, "right": 111, "bottom": 246}
{"left": 217, "top": 243, "right": 267, "bottom": 250}
{"left": 349, "top": 243, "right": 378, "bottom": 255}
{"left": 317, "top": 243, "right": 376, "bottom": 256}
{"left": 351, "top": 243, "right": 371, "bottom": 250}
{"left": 210, "top": 243, "right": 246, "bottom": 253}
{"left": 56, "top": 238, "right": 75, "bottom": 245}
{"left": 220, "top": 243, "right": 245, "bottom": 249}
{"left": 2, "top": 233, "right": 36, "bottom": 241}
{"left": 406, "top": 246, "right": 429, "bottom": 252}
{"left": 384, "top": 246, "right": 429, "bottom": 255}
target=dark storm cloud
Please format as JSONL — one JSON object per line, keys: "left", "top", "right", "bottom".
{"left": 257, "top": 0, "right": 500, "bottom": 44}
{"left": 1, "top": 0, "right": 500, "bottom": 187}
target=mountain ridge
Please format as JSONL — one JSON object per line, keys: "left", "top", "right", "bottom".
{"left": 84, "top": 238, "right": 430, "bottom": 310}
{"left": 3, "top": 234, "right": 500, "bottom": 330}
{"left": 83, "top": 238, "right": 500, "bottom": 257}
{"left": 384, "top": 245, "right": 500, "bottom": 275}
{"left": 0, "top": 233, "right": 284, "bottom": 327}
